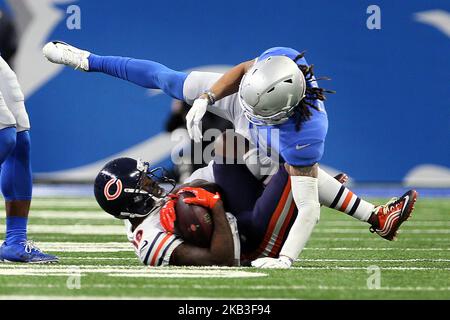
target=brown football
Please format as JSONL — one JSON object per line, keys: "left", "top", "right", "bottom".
{"left": 175, "top": 191, "right": 213, "bottom": 247}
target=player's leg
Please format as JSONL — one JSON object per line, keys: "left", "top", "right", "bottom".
{"left": 317, "top": 167, "right": 417, "bottom": 240}
{"left": 42, "top": 41, "right": 187, "bottom": 100}
{"left": 0, "top": 57, "right": 57, "bottom": 262}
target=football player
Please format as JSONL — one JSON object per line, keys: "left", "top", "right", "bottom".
{"left": 94, "top": 157, "right": 240, "bottom": 267}
{"left": 44, "top": 42, "right": 417, "bottom": 268}
{"left": 0, "top": 55, "right": 58, "bottom": 262}
{"left": 93, "top": 154, "right": 344, "bottom": 267}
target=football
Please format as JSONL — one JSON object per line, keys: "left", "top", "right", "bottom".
{"left": 175, "top": 191, "right": 214, "bottom": 247}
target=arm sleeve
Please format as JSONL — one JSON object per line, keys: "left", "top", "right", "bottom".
{"left": 279, "top": 176, "right": 320, "bottom": 260}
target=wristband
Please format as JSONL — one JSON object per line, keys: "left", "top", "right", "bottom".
{"left": 203, "top": 90, "right": 217, "bottom": 105}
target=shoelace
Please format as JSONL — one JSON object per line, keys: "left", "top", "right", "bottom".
{"left": 61, "top": 48, "right": 83, "bottom": 70}
{"left": 21, "top": 240, "right": 43, "bottom": 254}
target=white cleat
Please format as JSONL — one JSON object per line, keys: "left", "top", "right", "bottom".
{"left": 42, "top": 41, "right": 91, "bottom": 71}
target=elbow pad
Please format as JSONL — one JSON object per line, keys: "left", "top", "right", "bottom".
{"left": 279, "top": 176, "right": 320, "bottom": 260}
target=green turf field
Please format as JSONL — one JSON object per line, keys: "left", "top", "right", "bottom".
{"left": 0, "top": 197, "right": 449, "bottom": 300}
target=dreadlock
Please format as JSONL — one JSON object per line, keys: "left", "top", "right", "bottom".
{"left": 293, "top": 51, "right": 335, "bottom": 131}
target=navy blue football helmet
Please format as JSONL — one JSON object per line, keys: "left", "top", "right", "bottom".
{"left": 94, "top": 157, "right": 176, "bottom": 219}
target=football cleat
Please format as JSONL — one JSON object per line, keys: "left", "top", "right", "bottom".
{"left": 370, "top": 190, "right": 418, "bottom": 240}
{"left": 0, "top": 240, "right": 59, "bottom": 263}
{"left": 42, "top": 41, "right": 90, "bottom": 71}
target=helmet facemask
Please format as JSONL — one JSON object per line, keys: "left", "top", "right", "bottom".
{"left": 118, "top": 160, "right": 176, "bottom": 219}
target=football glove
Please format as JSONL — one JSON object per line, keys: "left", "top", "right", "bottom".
{"left": 251, "top": 256, "right": 293, "bottom": 269}
{"left": 177, "top": 187, "right": 221, "bottom": 209}
{"left": 160, "top": 194, "right": 178, "bottom": 233}
{"left": 186, "top": 97, "right": 208, "bottom": 143}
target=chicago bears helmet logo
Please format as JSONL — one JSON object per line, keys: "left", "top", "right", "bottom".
{"left": 104, "top": 178, "right": 123, "bottom": 201}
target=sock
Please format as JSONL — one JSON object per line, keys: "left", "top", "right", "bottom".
{"left": 88, "top": 54, "right": 188, "bottom": 100}
{"left": 318, "top": 168, "right": 374, "bottom": 222}
{"left": 1, "top": 130, "right": 32, "bottom": 201}
{"left": 5, "top": 216, "right": 27, "bottom": 245}
{"left": 0, "top": 127, "right": 16, "bottom": 164}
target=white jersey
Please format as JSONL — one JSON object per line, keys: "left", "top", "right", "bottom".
{"left": 124, "top": 209, "right": 183, "bottom": 267}
{"left": 183, "top": 71, "right": 278, "bottom": 184}
{"left": 183, "top": 71, "right": 251, "bottom": 142}
{"left": 124, "top": 206, "right": 241, "bottom": 266}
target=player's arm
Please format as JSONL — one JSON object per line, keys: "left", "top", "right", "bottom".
{"left": 185, "top": 59, "right": 255, "bottom": 142}
{"left": 198, "top": 59, "right": 255, "bottom": 102}
{"left": 253, "top": 163, "right": 320, "bottom": 268}
{"left": 170, "top": 198, "right": 235, "bottom": 266}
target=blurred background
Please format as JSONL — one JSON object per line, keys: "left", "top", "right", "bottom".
{"left": 0, "top": 0, "right": 449, "bottom": 194}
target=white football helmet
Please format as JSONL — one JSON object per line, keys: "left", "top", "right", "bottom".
{"left": 238, "top": 56, "right": 306, "bottom": 125}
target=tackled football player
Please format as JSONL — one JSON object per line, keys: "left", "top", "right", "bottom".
{"left": 44, "top": 42, "right": 418, "bottom": 268}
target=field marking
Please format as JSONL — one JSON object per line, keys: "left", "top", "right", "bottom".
{"left": 0, "top": 264, "right": 448, "bottom": 273}
{"left": 290, "top": 266, "right": 450, "bottom": 271}
{"left": 14, "top": 211, "right": 109, "bottom": 220}
{"left": 312, "top": 229, "right": 450, "bottom": 234}
{"left": 3, "top": 283, "right": 450, "bottom": 292}
{"left": 311, "top": 237, "right": 450, "bottom": 241}
{"left": 305, "top": 247, "right": 450, "bottom": 251}
{"left": 318, "top": 221, "right": 450, "bottom": 227}
{"left": 58, "top": 257, "right": 450, "bottom": 263}
{"left": 1, "top": 224, "right": 449, "bottom": 236}
{"left": 0, "top": 266, "right": 267, "bottom": 278}
{"left": 2, "top": 242, "right": 449, "bottom": 253}
{"left": 0, "top": 224, "right": 124, "bottom": 235}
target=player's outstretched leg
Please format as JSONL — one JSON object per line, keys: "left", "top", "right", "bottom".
{"left": 318, "top": 168, "right": 417, "bottom": 240}
{"left": 0, "top": 131, "right": 59, "bottom": 263}
{"left": 42, "top": 41, "right": 187, "bottom": 100}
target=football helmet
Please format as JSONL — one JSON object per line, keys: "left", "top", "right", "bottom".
{"left": 238, "top": 55, "right": 306, "bottom": 125}
{"left": 94, "top": 157, "right": 176, "bottom": 219}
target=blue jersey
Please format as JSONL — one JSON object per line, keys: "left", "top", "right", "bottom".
{"left": 251, "top": 47, "right": 328, "bottom": 167}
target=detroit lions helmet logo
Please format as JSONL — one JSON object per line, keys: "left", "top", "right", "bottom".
{"left": 104, "top": 178, "right": 123, "bottom": 201}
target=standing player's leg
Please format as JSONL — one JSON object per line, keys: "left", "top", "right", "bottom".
{"left": 42, "top": 41, "right": 187, "bottom": 100}
{"left": 0, "top": 56, "right": 58, "bottom": 262}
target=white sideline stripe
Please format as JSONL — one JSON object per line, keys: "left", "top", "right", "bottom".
{"left": 0, "top": 264, "right": 447, "bottom": 272}
{"left": 311, "top": 237, "right": 450, "bottom": 241}
{"left": 290, "top": 266, "right": 450, "bottom": 271}
{"left": 312, "top": 229, "right": 450, "bottom": 234}
{"left": 2, "top": 242, "right": 449, "bottom": 253}
{"left": 25, "top": 211, "right": 108, "bottom": 220}
{"left": 0, "top": 295, "right": 233, "bottom": 300}
{"left": 5, "top": 283, "right": 450, "bottom": 292}
{"left": 0, "top": 224, "right": 124, "bottom": 235}
{"left": 0, "top": 242, "right": 133, "bottom": 253}
{"left": 319, "top": 221, "right": 450, "bottom": 227}
{"left": 306, "top": 248, "right": 450, "bottom": 251}
{"left": 298, "top": 258, "right": 450, "bottom": 263}
{"left": 0, "top": 267, "right": 267, "bottom": 278}
{"left": 1, "top": 224, "right": 449, "bottom": 236}
{"left": 59, "top": 257, "right": 450, "bottom": 263}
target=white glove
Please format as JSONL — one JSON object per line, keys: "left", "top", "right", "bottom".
{"left": 186, "top": 97, "right": 208, "bottom": 143}
{"left": 251, "top": 256, "right": 293, "bottom": 269}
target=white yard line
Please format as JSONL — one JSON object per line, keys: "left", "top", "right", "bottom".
{"left": 22, "top": 211, "right": 108, "bottom": 220}
{"left": 1, "top": 224, "right": 449, "bottom": 235}
{"left": 2, "top": 283, "right": 450, "bottom": 292}
{"left": 318, "top": 221, "right": 450, "bottom": 227}
{"left": 0, "top": 225, "right": 124, "bottom": 235}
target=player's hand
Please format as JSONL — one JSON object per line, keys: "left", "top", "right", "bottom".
{"left": 186, "top": 97, "right": 208, "bottom": 143}
{"left": 160, "top": 194, "right": 178, "bottom": 233}
{"left": 177, "top": 187, "right": 221, "bottom": 209}
{"left": 251, "top": 256, "right": 293, "bottom": 269}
